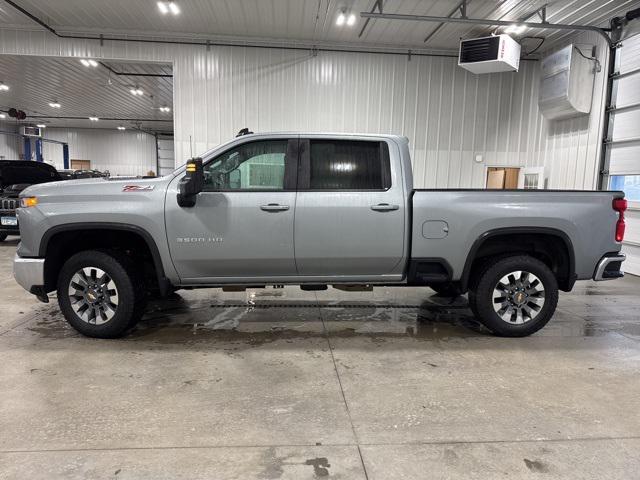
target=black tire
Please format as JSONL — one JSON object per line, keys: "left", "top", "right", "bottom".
{"left": 468, "top": 255, "right": 558, "bottom": 337}
{"left": 430, "top": 283, "right": 462, "bottom": 297}
{"left": 0, "top": 233, "right": 8, "bottom": 242}
{"left": 57, "top": 250, "right": 147, "bottom": 338}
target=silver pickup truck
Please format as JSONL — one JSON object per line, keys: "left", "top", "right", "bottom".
{"left": 13, "top": 133, "right": 627, "bottom": 338}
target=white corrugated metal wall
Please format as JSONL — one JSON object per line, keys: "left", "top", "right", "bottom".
{"left": 0, "top": 27, "right": 609, "bottom": 188}
{"left": 41, "top": 128, "right": 157, "bottom": 176}
{"left": 173, "top": 35, "right": 608, "bottom": 189}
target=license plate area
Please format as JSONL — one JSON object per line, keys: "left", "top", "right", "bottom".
{"left": 1, "top": 216, "right": 18, "bottom": 226}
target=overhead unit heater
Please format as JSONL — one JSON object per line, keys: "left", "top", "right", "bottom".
{"left": 21, "top": 126, "right": 42, "bottom": 138}
{"left": 458, "top": 34, "right": 521, "bottom": 74}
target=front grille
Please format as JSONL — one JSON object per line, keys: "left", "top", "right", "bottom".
{"left": 0, "top": 198, "right": 19, "bottom": 210}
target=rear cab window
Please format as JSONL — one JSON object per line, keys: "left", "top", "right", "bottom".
{"left": 299, "top": 139, "right": 391, "bottom": 190}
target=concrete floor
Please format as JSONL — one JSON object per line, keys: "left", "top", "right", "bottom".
{"left": 1, "top": 237, "right": 640, "bottom": 479}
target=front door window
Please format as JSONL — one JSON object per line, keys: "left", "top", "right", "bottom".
{"left": 203, "top": 140, "right": 288, "bottom": 191}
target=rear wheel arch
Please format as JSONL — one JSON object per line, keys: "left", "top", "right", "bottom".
{"left": 460, "top": 227, "right": 576, "bottom": 292}
{"left": 40, "top": 223, "right": 170, "bottom": 295}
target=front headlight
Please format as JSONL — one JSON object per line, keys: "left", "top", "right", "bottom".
{"left": 20, "top": 196, "right": 38, "bottom": 208}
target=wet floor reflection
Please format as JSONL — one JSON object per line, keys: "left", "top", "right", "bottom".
{"left": 19, "top": 279, "right": 640, "bottom": 343}
{"left": 126, "top": 291, "right": 487, "bottom": 343}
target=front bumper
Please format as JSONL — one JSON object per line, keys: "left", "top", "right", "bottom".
{"left": 593, "top": 253, "right": 626, "bottom": 281}
{"left": 0, "top": 226, "right": 20, "bottom": 235}
{"left": 13, "top": 254, "right": 45, "bottom": 292}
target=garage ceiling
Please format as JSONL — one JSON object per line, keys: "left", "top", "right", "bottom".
{"left": 0, "top": 55, "right": 173, "bottom": 133}
{"left": 1, "top": 0, "right": 640, "bottom": 51}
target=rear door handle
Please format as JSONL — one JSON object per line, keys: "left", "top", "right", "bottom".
{"left": 260, "top": 203, "right": 290, "bottom": 212}
{"left": 371, "top": 203, "right": 399, "bottom": 211}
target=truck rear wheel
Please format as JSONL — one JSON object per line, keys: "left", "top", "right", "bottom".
{"left": 57, "top": 250, "right": 146, "bottom": 338}
{"left": 468, "top": 255, "right": 558, "bottom": 337}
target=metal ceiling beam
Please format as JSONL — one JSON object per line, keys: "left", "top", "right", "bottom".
{"left": 360, "top": 11, "right": 613, "bottom": 46}
{"left": 358, "top": 0, "right": 384, "bottom": 38}
{"left": 423, "top": 0, "right": 471, "bottom": 44}
{"left": 99, "top": 62, "right": 172, "bottom": 78}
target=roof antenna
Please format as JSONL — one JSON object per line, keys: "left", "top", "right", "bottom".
{"left": 236, "top": 127, "right": 253, "bottom": 137}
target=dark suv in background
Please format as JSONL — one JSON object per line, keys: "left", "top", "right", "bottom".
{"left": 0, "top": 160, "right": 61, "bottom": 241}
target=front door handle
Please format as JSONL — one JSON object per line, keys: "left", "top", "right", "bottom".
{"left": 371, "top": 203, "right": 399, "bottom": 212}
{"left": 260, "top": 203, "right": 290, "bottom": 212}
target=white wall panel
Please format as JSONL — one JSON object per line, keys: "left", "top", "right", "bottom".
{"left": 41, "top": 128, "right": 156, "bottom": 176}
{"left": 1, "top": 27, "right": 609, "bottom": 189}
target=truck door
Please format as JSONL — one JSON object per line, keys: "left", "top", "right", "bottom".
{"left": 294, "top": 137, "right": 405, "bottom": 277}
{"left": 165, "top": 137, "right": 298, "bottom": 282}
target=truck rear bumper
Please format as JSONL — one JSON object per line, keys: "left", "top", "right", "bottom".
{"left": 13, "top": 254, "right": 45, "bottom": 294}
{"left": 593, "top": 253, "right": 626, "bottom": 281}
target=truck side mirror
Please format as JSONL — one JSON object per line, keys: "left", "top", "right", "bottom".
{"left": 177, "top": 157, "right": 204, "bottom": 207}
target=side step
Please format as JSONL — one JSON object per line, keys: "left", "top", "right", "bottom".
{"left": 333, "top": 284, "right": 373, "bottom": 292}
{"left": 300, "top": 284, "right": 328, "bottom": 291}
{"left": 222, "top": 285, "right": 266, "bottom": 292}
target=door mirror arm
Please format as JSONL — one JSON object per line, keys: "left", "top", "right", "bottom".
{"left": 177, "top": 157, "right": 204, "bottom": 207}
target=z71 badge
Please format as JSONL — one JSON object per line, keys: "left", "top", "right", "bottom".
{"left": 123, "top": 185, "right": 154, "bottom": 192}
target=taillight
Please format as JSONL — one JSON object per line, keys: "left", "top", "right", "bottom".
{"left": 613, "top": 198, "right": 627, "bottom": 242}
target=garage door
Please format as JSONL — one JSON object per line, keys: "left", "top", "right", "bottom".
{"left": 157, "top": 136, "right": 175, "bottom": 177}
{"left": 608, "top": 33, "right": 640, "bottom": 275}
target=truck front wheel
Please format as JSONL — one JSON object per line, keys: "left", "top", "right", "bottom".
{"left": 468, "top": 255, "right": 558, "bottom": 337}
{"left": 57, "top": 250, "right": 146, "bottom": 338}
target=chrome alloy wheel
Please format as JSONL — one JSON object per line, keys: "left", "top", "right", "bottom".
{"left": 67, "top": 267, "right": 119, "bottom": 325}
{"left": 492, "top": 270, "right": 545, "bottom": 324}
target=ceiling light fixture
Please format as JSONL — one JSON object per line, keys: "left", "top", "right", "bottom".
{"left": 336, "top": 9, "right": 356, "bottom": 27}
{"left": 130, "top": 87, "right": 144, "bottom": 96}
{"left": 117, "top": 126, "right": 126, "bottom": 131}
{"left": 158, "top": 1, "right": 180, "bottom": 15}
{"left": 49, "top": 102, "right": 61, "bottom": 108}
{"left": 89, "top": 116, "right": 99, "bottom": 121}
{"left": 0, "top": 113, "right": 6, "bottom": 119}
{"left": 159, "top": 106, "right": 171, "bottom": 112}
{"left": 0, "top": 83, "right": 9, "bottom": 91}
{"left": 505, "top": 24, "right": 527, "bottom": 35}
{"left": 36, "top": 124, "right": 46, "bottom": 128}
{"left": 80, "top": 59, "right": 98, "bottom": 67}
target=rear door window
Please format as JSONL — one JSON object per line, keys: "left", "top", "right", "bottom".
{"left": 304, "top": 140, "right": 391, "bottom": 190}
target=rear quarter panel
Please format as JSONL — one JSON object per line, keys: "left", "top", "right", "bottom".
{"left": 411, "top": 190, "right": 624, "bottom": 280}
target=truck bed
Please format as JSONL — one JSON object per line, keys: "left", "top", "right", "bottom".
{"left": 410, "top": 189, "right": 624, "bottom": 282}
